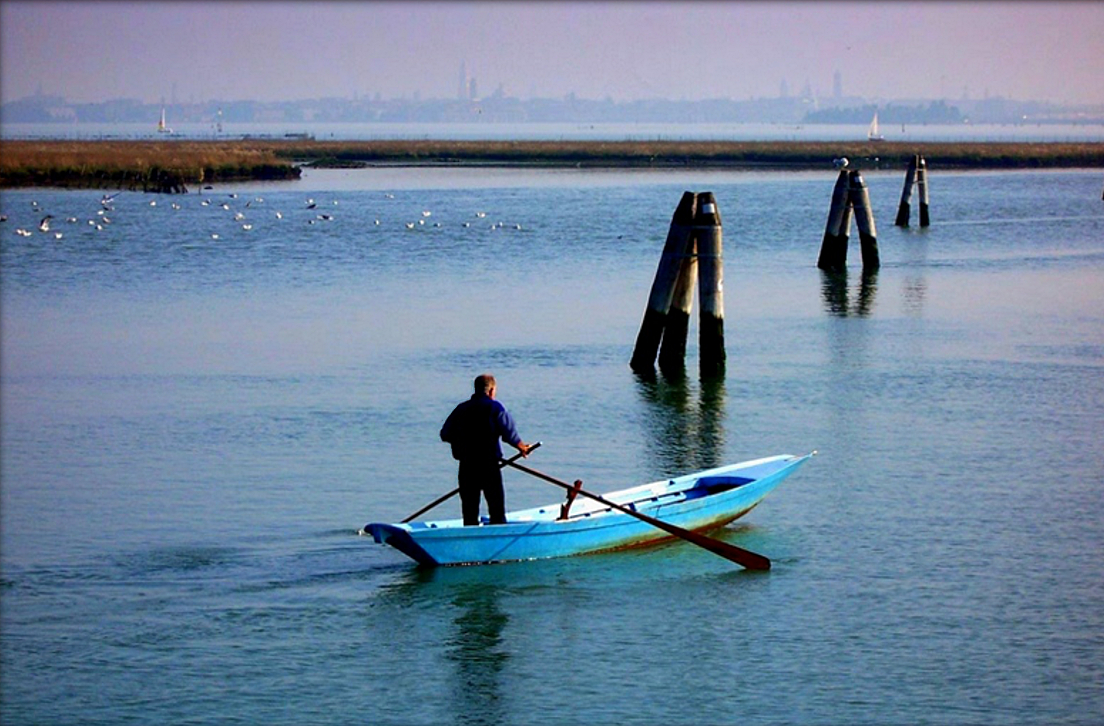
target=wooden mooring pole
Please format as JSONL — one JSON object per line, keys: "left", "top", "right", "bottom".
{"left": 817, "top": 169, "right": 852, "bottom": 272}
{"left": 658, "top": 235, "right": 697, "bottom": 375}
{"left": 695, "top": 192, "right": 726, "bottom": 375}
{"left": 849, "top": 170, "right": 880, "bottom": 271}
{"left": 917, "top": 155, "right": 931, "bottom": 227}
{"left": 895, "top": 154, "right": 918, "bottom": 227}
{"left": 630, "top": 192, "right": 697, "bottom": 373}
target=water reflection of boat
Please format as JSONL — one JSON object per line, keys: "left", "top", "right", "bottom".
{"left": 362, "top": 453, "right": 813, "bottom": 566}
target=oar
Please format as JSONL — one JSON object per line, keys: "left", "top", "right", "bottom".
{"left": 504, "top": 459, "right": 771, "bottom": 570}
{"left": 401, "top": 442, "right": 542, "bottom": 523}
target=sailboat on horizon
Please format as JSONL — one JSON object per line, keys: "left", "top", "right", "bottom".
{"left": 157, "top": 106, "right": 173, "bottom": 134}
{"left": 867, "top": 111, "right": 884, "bottom": 141}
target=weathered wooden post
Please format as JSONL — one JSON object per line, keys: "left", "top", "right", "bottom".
{"left": 817, "top": 169, "right": 852, "bottom": 272}
{"left": 916, "top": 155, "right": 930, "bottom": 227}
{"left": 658, "top": 236, "right": 697, "bottom": 375}
{"left": 695, "top": 192, "right": 726, "bottom": 375}
{"left": 895, "top": 154, "right": 918, "bottom": 227}
{"left": 630, "top": 192, "right": 697, "bottom": 373}
{"left": 849, "top": 170, "right": 880, "bottom": 271}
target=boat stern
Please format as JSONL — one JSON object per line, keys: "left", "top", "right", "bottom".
{"left": 362, "top": 523, "right": 440, "bottom": 566}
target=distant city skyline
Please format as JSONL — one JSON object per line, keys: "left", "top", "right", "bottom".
{"left": 2, "top": 1, "right": 1103, "bottom": 107}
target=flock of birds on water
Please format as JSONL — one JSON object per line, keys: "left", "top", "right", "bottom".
{"left": 1, "top": 187, "right": 527, "bottom": 241}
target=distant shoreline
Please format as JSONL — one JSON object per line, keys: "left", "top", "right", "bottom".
{"left": 2, "top": 139, "right": 1103, "bottom": 191}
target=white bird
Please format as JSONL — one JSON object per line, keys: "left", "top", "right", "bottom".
{"left": 405, "top": 222, "right": 415, "bottom": 229}
{"left": 38, "top": 215, "right": 53, "bottom": 232}
{"left": 275, "top": 211, "right": 283, "bottom": 220}
{"left": 833, "top": 157, "right": 849, "bottom": 169}
{"left": 242, "top": 224, "right": 253, "bottom": 231}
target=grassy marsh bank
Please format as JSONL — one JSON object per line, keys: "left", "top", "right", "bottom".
{"left": 0, "top": 140, "right": 300, "bottom": 192}
{"left": 278, "top": 139, "right": 1104, "bottom": 170}
{"left": 2, "top": 139, "right": 1103, "bottom": 191}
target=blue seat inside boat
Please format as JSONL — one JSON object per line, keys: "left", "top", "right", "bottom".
{"left": 684, "top": 475, "right": 754, "bottom": 499}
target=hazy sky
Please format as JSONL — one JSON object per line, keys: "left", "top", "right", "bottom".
{"left": 2, "top": 1, "right": 1102, "bottom": 106}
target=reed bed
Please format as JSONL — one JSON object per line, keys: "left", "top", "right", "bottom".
{"left": 2, "top": 139, "right": 1102, "bottom": 191}
{"left": 0, "top": 140, "right": 299, "bottom": 191}
{"left": 277, "top": 139, "right": 1104, "bottom": 168}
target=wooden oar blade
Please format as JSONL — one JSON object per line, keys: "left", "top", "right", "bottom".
{"left": 655, "top": 518, "right": 771, "bottom": 570}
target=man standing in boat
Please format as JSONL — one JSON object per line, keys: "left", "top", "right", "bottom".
{"left": 441, "top": 374, "right": 533, "bottom": 526}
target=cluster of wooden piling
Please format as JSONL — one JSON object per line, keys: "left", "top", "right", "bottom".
{"left": 895, "top": 154, "right": 930, "bottom": 227}
{"left": 816, "top": 154, "right": 934, "bottom": 273}
{"left": 817, "top": 168, "right": 880, "bottom": 273}
{"left": 631, "top": 191, "right": 726, "bottom": 377}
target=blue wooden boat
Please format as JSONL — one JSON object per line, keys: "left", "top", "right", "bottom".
{"left": 362, "top": 452, "right": 813, "bottom": 566}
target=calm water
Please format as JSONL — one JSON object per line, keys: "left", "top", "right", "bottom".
{"left": 2, "top": 166, "right": 1103, "bottom": 725}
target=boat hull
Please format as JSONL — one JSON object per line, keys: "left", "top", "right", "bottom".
{"left": 363, "top": 453, "right": 813, "bottom": 566}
